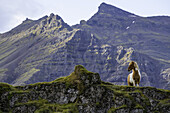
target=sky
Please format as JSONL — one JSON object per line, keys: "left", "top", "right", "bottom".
{"left": 0, "top": 0, "right": 170, "bottom": 33}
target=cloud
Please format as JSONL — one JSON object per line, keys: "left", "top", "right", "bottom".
{"left": 0, "top": 0, "right": 170, "bottom": 33}
{"left": 0, "top": 0, "right": 43, "bottom": 33}
{"left": 0, "top": 0, "right": 102, "bottom": 33}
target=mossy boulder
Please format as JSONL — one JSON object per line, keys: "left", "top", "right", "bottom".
{"left": 54, "top": 65, "right": 101, "bottom": 93}
{"left": 74, "top": 65, "right": 101, "bottom": 85}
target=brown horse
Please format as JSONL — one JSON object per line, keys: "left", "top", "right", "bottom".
{"left": 127, "top": 61, "right": 141, "bottom": 86}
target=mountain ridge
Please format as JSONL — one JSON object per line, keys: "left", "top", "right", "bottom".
{"left": 0, "top": 3, "right": 170, "bottom": 90}
{"left": 98, "top": 2, "right": 138, "bottom": 17}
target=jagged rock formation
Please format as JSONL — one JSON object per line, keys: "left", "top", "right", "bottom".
{"left": 0, "top": 65, "right": 170, "bottom": 113}
{"left": 0, "top": 3, "right": 170, "bottom": 89}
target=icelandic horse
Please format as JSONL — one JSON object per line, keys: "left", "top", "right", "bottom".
{"left": 127, "top": 61, "right": 141, "bottom": 86}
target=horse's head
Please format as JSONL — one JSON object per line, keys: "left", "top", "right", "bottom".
{"left": 128, "top": 61, "right": 138, "bottom": 71}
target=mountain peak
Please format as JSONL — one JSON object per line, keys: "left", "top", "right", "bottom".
{"left": 98, "top": 2, "right": 136, "bottom": 17}
{"left": 22, "top": 18, "right": 33, "bottom": 24}
{"left": 99, "top": 2, "right": 116, "bottom": 9}
{"left": 49, "top": 13, "right": 55, "bottom": 17}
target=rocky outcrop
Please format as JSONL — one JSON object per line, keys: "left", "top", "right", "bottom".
{"left": 0, "top": 65, "right": 170, "bottom": 113}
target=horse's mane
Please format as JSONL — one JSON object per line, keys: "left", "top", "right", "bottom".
{"left": 134, "top": 61, "right": 139, "bottom": 69}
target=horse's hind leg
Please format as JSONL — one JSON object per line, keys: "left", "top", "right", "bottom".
{"left": 137, "top": 80, "right": 140, "bottom": 87}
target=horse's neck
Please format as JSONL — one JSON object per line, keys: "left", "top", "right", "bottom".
{"left": 132, "top": 68, "right": 141, "bottom": 80}
{"left": 132, "top": 68, "right": 139, "bottom": 73}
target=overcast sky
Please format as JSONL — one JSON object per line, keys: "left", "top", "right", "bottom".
{"left": 0, "top": 0, "right": 170, "bottom": 33}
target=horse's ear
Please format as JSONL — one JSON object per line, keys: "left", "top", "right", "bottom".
{"left": 131, "top": 61, "right": 135, "bottom": 65}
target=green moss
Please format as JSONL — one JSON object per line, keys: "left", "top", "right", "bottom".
{"left": 134, "top": 104, "right": 143, "bottom": 109}
{"left": 108, "top": 105, "right": 127, "bottom": 113}
{"left": 9, "top": 90, "right": 29, "bottom": 93}
{"left": 96, "top": 102, "right": 100, "bottom": 106}
{"left": 157, "top": 87, "right": 170, "bottom": 93}
{"left": 28, "top": 81, "right": 52, "bottom": 88}
{"left": 35, "top": 103, "right": 79, "bottom": 113}
{"left": 8, "top": 90, "right": 30, "bottom": 100}
{"left": 0, "top": 82, "right": 13, "bottom": 88}
{"left": 54, "top": 76, "right": 65, "bottom": 82}
{"left": 101, "top": 81, "right": 114, "bottom": 87}
{"left": 58, "top": 103, "right": 79, "bottom": 113}
{"left": 17, "top": 99, "right": 47, "bottom": 106}
{"left": 158, "top": 99, "right": 170, "bottom": 107}
{"left": 0, "top": 82, "right": 14, "bottom": 93}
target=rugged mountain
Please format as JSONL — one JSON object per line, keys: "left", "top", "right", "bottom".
{"left": 74, "top": 3, "right": 170, "bottom": 61}
{"left": 0, "top": 13, "right": 74, "bottom": 84}
{"left": 0, "top": 3, "right": 170, "bottom": 89}
{"left": 0, "top": 65, "right": 170, "bottom": 113}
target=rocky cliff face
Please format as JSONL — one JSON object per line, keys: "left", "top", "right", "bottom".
{"left": 0, "top": 66, "right": 170, "bottom": 113}
{"left": 0, "top": 3, "right": 170, "bottom": 90}
{"left": 74, "top": 3, "right": 170, "bottom": 61}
